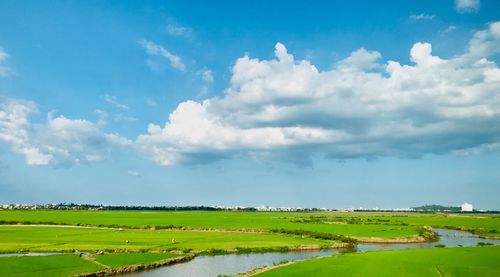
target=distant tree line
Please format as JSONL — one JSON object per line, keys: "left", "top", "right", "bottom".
{"left": 412, "top": 205, "right": 462, "bottom": 212}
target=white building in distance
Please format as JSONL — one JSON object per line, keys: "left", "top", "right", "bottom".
{"left": 461, "top": 203, "right": 473, "bottom": 212}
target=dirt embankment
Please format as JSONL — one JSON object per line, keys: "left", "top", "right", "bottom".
{"left": 75, "top": 255, "right": 194, "bottom": 277}
{"left": 354, "top": 236, "right": 427, "bottom": 244}
{"left": 238, "top": 255, "right": 330, "bottom": 277}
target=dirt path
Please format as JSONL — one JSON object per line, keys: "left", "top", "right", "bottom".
{"left": 81, "top": 254, "right": 110, "bottom": 269}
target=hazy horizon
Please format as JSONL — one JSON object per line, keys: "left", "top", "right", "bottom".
{"left": 1, "top": 0, "right": 499, "bottom": 210}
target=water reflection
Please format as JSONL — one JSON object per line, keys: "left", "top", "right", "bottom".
{"left": 356, "top": 228, "right": 499, "bottom": 251}
{"left": 124, "top": 250, "right": 337, "bottom": 277}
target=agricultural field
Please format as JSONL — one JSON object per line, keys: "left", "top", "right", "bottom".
{"left": 1, "top": 210, "right": 498, "bottom": 238}
{"left": 94, "top": 252, "right": 180, "bottom": 268}
{"left": 0, "top": 252, "right": 185, "bottom": 277}
{"left": 0, "top": 226, "right": 333, "bottom": 253}
{"left": 256, "top": 246, "right": 500, "bottom": 277}
{"left": 0, "top": 210, "right": 498, "bottom": 276}
{"left": 0, "top": 254, "right": 102, "bottom": 277}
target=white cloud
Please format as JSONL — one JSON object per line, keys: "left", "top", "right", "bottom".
{"left": 443, "top": 25, "right": 457, "bottom": 33}
{"left": 336, "top": 48, "right": 382, "bottom": 71}
{"left": 197, "top": 69, "right": 215, "bottom": 97}
{"left": 0, "top": 48, "right": 7, "bottom": 61}
{"left": 139, "top": 40, "right": 186, "bottom": 71}
{"left": 113, "top": 114, "right": 138, "bottom": 122}
{"left": 136, "top": 22, "right": 500, "bottom": 166}
{"left": 0, "top": 98, "right": 131, "bottom": 166}
{"left": 127, "top": 170, "right": 140, "bottom": 177}
{"left": 467, "top": 22, "right": 500, "bottom": 58}
{"left": 167, "top": 24, "right": 193, "bottom": 39}
{"left": 0, "top": 47, "right": 12, "bottom": 77}
{"left": 409, "top": 14, "right": 436, "bottom": 20}
{"left": 200, "top": 69, "right": 214, "bottom": 83}
{"left": 94, "top": 109, "right": 108, "bottom": 126}
{"left": 455, "top": 0, "right": 480, "bottom": 13}
{"left": 102, "top": 94, "right": 129, "bottom": 110}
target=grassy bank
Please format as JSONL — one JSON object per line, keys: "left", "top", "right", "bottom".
{"left": 254, "top": 246, "right": 500, "bottom": 276}
{"left": 94, "top": 252, "right": 181, "bottom": 268}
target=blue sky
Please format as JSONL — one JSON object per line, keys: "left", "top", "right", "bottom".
{"left": 1, "top": 0, "right": 499, "bottom": 209}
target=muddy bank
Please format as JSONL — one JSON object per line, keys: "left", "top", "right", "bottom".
{"left": 354, "top": 236, "right": 426, "bottom": 244}
{"left": 75, "top": 255, "right": 194, "bottom": 277}
{"left": 238, "top": 256, "right": 329, "bottom": 277}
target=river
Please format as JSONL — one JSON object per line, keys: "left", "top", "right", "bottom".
{"left": 123, "top": 228, "right": 499, "bottom": 277}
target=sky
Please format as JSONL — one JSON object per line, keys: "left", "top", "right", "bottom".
{"left": 1, "top": 0, "right": 499, "bottom": 209}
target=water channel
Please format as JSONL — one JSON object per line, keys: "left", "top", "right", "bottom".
{"left": 1, "top": 228, "right": 496, "bottom": 275}
{"left": 124, "top": 228, "right": 499, "bottom": 277}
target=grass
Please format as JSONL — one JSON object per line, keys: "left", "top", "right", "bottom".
{"left": 6, "top": 210, "right": 497, "bottom": 238}
{"left": 1, "top": 210, "right": 498, "bottom": 238}
{"left": 95, "top": 252, "right": 180, "bottom": 268}
{"left": 256, "top": 246, "right": 500, "bottom": 277}
{"left": 0, "top": 226, "right": 332, "bottom": 253}
{"left": 0, "top": 254, "right": 102, "bottom": 277}
{"left": 0, "top": 211, "right": 498, "bottom": 277}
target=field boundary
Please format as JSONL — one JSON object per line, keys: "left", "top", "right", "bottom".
{"left": 74, "top": 254, "right": 194, "bottom": 277}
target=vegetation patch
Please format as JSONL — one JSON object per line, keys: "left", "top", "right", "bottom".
{"left": 255, "top": 246, "right": 500, "bottom": 276}
{"left": 0, "top": 226, "right": 330, "bottom": 253}
{"left": 0, "top": 254, "right": 103, "bottom": 277}
{"left": 94, "top": 252, "right": 181, "bottom": 268}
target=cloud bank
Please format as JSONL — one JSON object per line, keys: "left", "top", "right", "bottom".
{"left": 136, "top": 22, "right": 500, "bottom": 166}
{"left": 2, "top": 22, "right": 500, "bottom": 167}
{"left": 0, "top": 98, "right": 130, "bottom": 166}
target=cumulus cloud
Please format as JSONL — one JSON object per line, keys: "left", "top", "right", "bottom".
{"left": 0, "top": 47, "right": 12, "bottom": 77}
{"left": 455, "top": 0, "right": 480, "bottom": 13}
{"left": 409, "top": 14, "right": 435, "bottom": 20}
{"left": 0, "top": 98, "right": 131, "bottom": 166}
{"left": 136, "top": 22, "right": 500, "bottom": 166}
{"left": 336, "top": 48, "right": 382, "bottom": 71}
{"left": 139, "top": 40, "right": 186, "bottom": 71}
{"left": 467, "top": 22, "right": 500, "bottom": 58}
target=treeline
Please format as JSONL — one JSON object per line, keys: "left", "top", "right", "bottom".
{"left": 412, "top": 205, "right": 462, "bottom": 212}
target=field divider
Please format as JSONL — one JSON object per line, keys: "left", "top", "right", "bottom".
{"left": 81, "top": 254, "right": 111, "bottom": 269}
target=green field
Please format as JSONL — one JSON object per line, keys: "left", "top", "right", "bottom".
{"left": 94, "top": 252, "right": 180, "bottom": 268}
{"left": 256, "top": 246, "right": 500, "bottom": 276}
{"left": 0, "top": 210, "right": 498, "bottom": 277}
{"left": 0, "top": 226, "right": 332, "bottom": 253}
{"left": 2, "top": 210, "right": 498, "bottom": 238}
{"left": 0, "top": 254, "right": 102, "bottom": 277}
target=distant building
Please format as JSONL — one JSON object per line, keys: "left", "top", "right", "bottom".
{"left": 461, "top": 203, "right": 473, "bottom": 212}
